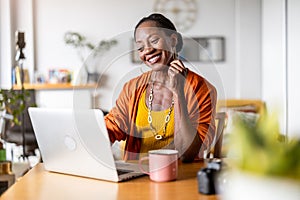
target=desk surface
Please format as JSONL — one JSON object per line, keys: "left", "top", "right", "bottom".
{"left": 0, "top": 162, "right": 219, "bottom": 200}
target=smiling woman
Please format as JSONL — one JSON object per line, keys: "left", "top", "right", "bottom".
{"left": 105, "top": 13, "right": 217, "bottom": 162}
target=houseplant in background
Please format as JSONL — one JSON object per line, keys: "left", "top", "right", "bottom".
{"left": 0, "top": 89, "right": 30, "bottom": 126}
{"left": 64, "top": 31, "right": 118, "bottom": 83}
{"left": 0, "top": 88, "right": 33, "bottom": 160}
{"left": 220, "top": 112, "right": 300, "bottom": 200}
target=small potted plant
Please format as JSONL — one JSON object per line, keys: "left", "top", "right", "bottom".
{"left": 220, "top": 112, "right": 300, "bottom": 200}
{"left": 64, "top": 31, "right": 118, "bottom": 83}
{"left": 0, "top": 88, "right": 31, "bottom": 126}
{"left": 0, "top": 88, "right": 37, "bottom": 158}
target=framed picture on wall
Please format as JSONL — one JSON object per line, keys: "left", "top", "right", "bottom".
{"left": 179, "top": 36, "right": 225, "bottom": 62}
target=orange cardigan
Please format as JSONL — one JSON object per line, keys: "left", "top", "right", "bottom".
{"left": 105, "top": 69, "right": 217, "bottom": 160}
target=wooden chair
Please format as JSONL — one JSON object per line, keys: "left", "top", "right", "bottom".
{"left": 206, "top": 112, "right": 226, "bottom": 158}
{"left": 213, "top": 112, "right": 227, "bottom": 158}
{"left": 214, "top": 99, "right": 267, "bottom": 158}
{"left": 217, "top": 99, "right": 266, "bottom": 116}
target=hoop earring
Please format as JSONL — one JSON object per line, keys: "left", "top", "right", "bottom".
{"left": 172, "top": 47, "right": 177, "bottom": 60}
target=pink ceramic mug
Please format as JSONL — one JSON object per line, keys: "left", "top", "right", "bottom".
{"left": 139, "top": 149, "right": 178, "bottom": 182}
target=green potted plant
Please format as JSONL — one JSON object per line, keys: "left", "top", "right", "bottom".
{"left": 221, "top": 112, "right": 300, "bottom": 200}
{"left": 0, "top": 88, "right": 31, "bottom": 125}
{"left": 1, "top": 88, "right": 38, "bottom": 158}
{"left": 64, "top": 31, "right": 118, "bottom": 83}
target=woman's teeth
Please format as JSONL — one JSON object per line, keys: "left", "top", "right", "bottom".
{"left": 148, "top": 55, "right": 160, "bottom": 63}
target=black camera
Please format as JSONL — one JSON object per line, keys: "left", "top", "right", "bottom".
{"left": 197, "top": 158, "right": 222, "bottom": 195}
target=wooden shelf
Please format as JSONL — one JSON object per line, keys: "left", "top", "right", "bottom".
{"left": 13, "top": 83, "right": 97, "bottom": 90}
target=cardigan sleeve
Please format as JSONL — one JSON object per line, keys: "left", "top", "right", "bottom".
{"left": 185, "top": 71, "right": 217, "bottom": 152}
{"left": 104, "top": 81, "right": 131, "bottom": 143}
{"left": 104, "top": 72, "right": 150, "bottom": 145}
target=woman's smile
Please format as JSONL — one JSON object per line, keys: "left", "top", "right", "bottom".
{"left": 147, "top": 54, "right": 162, "bottom": 64}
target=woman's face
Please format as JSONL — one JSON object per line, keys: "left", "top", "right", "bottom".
{"left": 135, "top": 21, "right": 176, "bottom": 71}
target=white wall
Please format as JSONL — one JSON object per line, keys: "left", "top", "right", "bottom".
{"left": 287, "top": 0, "right": 300, "bottom": 139}
{"left": 1, "top": 0, "right": 262, "bottom": 111}
{"left": 262, "top": 0, "right": 300, "bottom": 138}
{"left": 235, "top": 0, "right": 261, "bottom": 98}
{"left": 262, "top": 0, "right": 287, "bottom": 134}
{"left": 31, "top": 0, "right": 262, "bottom": 110}
{"left": 0, "top": 0, "right": 13, "bottom": 88}
{"left": 2, "top": 0, "right": 299, "bottom": 138}
{"left": 0, "top": 0, "right": 35, "bottom": 88}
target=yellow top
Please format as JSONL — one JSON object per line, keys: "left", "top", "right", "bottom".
{"left": 136, "top": 89, "right": 174, "bottom": 157}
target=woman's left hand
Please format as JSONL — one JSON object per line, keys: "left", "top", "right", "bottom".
{"left": 167, "top": 59, "right": 188, "bottom": 93}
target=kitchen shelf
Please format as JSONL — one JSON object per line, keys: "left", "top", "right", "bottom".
{"left": 13, "top": 83, "right": 97, "bottom": 90}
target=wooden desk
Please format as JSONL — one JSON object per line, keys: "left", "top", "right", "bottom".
{"left": 0, "top": 162, "right": 219, "bottom": 200}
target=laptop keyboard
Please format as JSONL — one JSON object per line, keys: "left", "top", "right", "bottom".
{"left": 117, "top": 169, "right": 133, "bottom": 175}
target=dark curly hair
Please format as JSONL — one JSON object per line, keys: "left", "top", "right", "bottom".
{"left": 134, "top": 13, "right": 183, "bottom": 52}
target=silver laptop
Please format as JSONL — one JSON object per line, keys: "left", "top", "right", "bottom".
{"left": 28, "top": 107, "right": 145, "bottom": 182}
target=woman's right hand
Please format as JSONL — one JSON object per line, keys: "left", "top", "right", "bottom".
{"left": 167, "top": 59, "right": 188, "bottom": 94}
